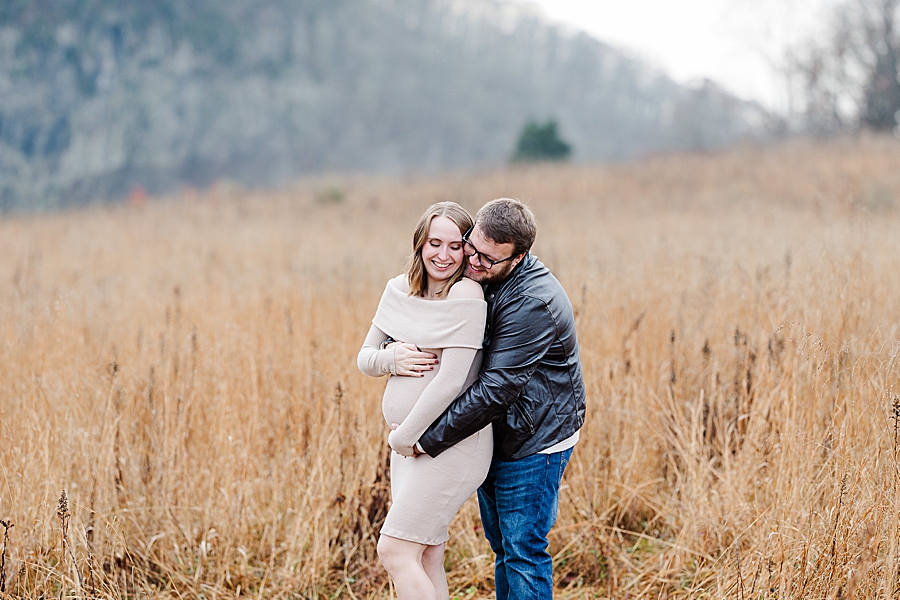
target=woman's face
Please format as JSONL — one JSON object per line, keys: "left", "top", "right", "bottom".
{"left": 421, "top": 215, "right": 465, "bottom": 287}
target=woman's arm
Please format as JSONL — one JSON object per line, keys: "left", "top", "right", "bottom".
{"left": 357, "top": 324, "right": 441, "bottom": 378}
{"left": 357, "top": 324, "right": 395, "bottom": 377}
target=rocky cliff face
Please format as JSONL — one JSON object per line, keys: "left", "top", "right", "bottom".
{"left": 0, "top": 0, "right": 777, "bottom": 211}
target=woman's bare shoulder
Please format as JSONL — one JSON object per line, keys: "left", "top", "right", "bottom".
{"left": 447, "top": 277, "right": 484, "bottom": 300}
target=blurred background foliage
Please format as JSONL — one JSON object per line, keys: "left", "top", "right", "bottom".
{"left": 2, "top": 0, "right": 899, "bottom": 212}
{"left": 786, "top": 0, "right": 900, "bottom": 134}
{"left": 0, "top": 0, "right": 778, "bottom": 212}
{"left": 511, "top": 119, "right": 572, "bottom": 162}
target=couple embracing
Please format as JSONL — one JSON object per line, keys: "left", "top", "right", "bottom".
{"left": 357, "top": 198, "right": 585, "bottom": 599}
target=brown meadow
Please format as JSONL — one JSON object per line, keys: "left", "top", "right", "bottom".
{"left": 1, "top": 135, "right": 900, "bottom": 598}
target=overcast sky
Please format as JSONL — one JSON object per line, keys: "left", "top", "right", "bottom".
{"left": 510, "top": 0, "right": 838, "bottom": 112}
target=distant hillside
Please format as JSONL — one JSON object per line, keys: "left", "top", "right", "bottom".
{"left": 0, "top": 0, "right": 779, "bottom": 210}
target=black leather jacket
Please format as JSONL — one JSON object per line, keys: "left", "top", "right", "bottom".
{"left": 419, "top": 253, "right": 586, "bottom": 461}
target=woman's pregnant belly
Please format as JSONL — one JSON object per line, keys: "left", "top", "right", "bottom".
{"left": 382, "top": 348, "right": 443, "bottom": 426}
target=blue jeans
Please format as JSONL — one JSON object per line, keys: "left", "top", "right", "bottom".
{"left": 477, "top": 448, "right": 573, "bottom": 599}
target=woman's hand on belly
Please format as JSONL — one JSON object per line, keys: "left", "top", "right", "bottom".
{"left": 387, "top": 342, "right": 438, "bottom": 377}
{"left": 388, "top": 424, "right": 417, "bottom": 457}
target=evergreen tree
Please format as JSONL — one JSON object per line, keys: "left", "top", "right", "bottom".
{"left": 511, "top": 119, "right": 572, "bottom": 162}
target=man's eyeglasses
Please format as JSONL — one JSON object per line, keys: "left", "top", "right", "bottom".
{"left": 462, "top": 228, "right": 517, "bottom": 270}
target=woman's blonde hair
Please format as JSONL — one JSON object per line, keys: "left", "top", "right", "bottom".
{"left": 406, "top": 202, "right": 474, "bottom": 298}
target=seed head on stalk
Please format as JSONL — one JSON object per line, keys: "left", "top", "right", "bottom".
{"left": 1, "top": 519, "right": 13, "bottom": 593}
{"left": 56, "top": 490, "right": 85, "bottom": 594}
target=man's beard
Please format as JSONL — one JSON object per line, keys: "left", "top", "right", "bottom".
{"left": 465, "top": 261, "right": 514, "bottom": 285}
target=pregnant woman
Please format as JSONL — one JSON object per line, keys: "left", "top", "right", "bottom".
{"left": 357, "top": 201, "right": 492, "bottom": 600}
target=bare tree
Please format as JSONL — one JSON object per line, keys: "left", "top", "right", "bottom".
{"left": 859, "top": 0, "right": 900, "bottom": 128}
{"left": 789, "top": 0, "right": 900, "bottom": 132}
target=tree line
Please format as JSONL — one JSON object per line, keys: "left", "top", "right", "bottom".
{"left": 0, "top": 0, "right": 776, "bottom": 211}
{"left": 788, "top": 0, "right": 900, "bottom": 134}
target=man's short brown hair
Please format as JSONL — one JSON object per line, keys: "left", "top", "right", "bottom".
{"left": 475, "top": 198, "right": 537, "bottom": 257}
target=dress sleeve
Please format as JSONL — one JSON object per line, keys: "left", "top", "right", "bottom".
{"left": 388, "top": 345, "right": 477, "bottom": 456}
{"left": 357, "top": 323, "right": 395, "bottom": 377}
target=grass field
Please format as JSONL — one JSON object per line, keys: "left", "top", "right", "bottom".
{"left": 1, "top": 134, "right": 900, "bottom": 598}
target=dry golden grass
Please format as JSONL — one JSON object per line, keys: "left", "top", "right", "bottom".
{"left": 1, "top": 134, "right": 900, "bottom": 598}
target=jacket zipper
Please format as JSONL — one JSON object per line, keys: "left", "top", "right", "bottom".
{"left": 513, "top": 401, "right": 535, "bottom": 434}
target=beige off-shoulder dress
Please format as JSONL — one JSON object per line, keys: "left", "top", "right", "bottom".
{"left": 357, "top": 275, "right": 492, "bottom": 545}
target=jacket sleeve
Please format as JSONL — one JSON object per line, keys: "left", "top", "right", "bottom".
{"left": 418, "top": 294, "right": 556, "bottom": 456}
